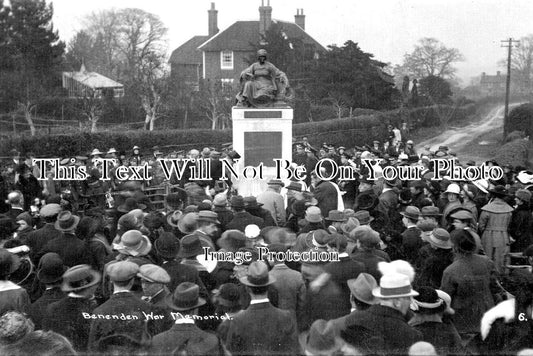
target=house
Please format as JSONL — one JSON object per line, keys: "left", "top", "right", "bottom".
{"left": 62, "top": 64, "right": 124, "bottom": 99}
{"left": 169, "top": 1, "right": 325, "bottom": 88}
{"left": 479, "top": 71, "right": 506, "bottom": 97}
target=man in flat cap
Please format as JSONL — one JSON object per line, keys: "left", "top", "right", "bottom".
{"left": 88, "top": 261, "right": 159, "bottom": 351}
{"left": 257, "top": 179, "right": 286, "bottom": 226}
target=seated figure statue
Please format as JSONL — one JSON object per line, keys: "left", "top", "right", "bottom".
{"left": 236, "top": 49, "right": 292, "bottom": 108}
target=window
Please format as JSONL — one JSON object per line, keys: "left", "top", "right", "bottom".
{"left": 221, "top": 50, "right": 233, "bottom": 70}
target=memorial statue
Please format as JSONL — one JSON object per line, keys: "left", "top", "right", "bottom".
{"left": 235, "top": 49, "right": 292, "bottom": 108}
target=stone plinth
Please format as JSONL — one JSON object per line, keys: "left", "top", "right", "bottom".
{"left": 231, "top": 106, "right": 293, "bottom": 196}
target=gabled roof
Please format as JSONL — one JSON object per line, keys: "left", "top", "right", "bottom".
{"left": 62, "top": 69, "right": 123, "bottom": 89}
{"left": 169, "top": 35, "right": 210, "bottom": 65}
{"left": 480, "top": 74, "right": 506, "bottom": 85}
{"left": 198, "top": 20, "right": 326, "bottom": 52}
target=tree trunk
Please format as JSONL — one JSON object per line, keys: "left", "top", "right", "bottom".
{"left": 24, "top": 106, "right": 36, "bottom": 136}
{"left": 91, "top": 119, "right": 97, "bottom": 133}
{"left": 144, "top": 114, "right": 151, "bottom": 130}
{"left": 149, "top": 112, "right": 155, "bottom": 131}
{"left": 183, "top": 108, "right": 188, "bottom": 129}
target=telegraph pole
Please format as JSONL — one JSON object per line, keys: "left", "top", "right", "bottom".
{"left": 501, "top": 38, "right": 519, "bottom": 138}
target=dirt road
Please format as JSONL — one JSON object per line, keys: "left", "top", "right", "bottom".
{"left": 415, "top": 103, "right": 521, "bottom": 162}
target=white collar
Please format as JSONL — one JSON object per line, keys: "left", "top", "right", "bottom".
{"left": 250, "top": 298, "right": 269, "bottom": 305}
{"left": 0, "top": 280, "right": 20, "bottom": 292}
{"left": 175, "top": 318, "right": 195, "bottom": 324}
{"left": 68, "top": 292, "right": 86, "bottom": 298}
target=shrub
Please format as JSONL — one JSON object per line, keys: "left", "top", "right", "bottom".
{"left": 493, "top": 138, "right": 530, "bottom": 167}
{"left": 508, "top": 103, "right": 533, "bottom": 137}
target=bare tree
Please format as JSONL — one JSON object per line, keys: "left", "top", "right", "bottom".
{"left": 77, "top": 89, "right": 103, "bottom": 133}
{"left": 195, "top": 80, "right": 234, "bottom": 130}
{"left": 402, "top": 38, "right": 464, "bottom": 79}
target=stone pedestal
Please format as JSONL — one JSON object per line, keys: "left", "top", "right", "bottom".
{"left": 232, "top": 106, "right": 293, "bottom": 196}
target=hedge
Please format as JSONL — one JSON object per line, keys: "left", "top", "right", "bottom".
{"left": 0, "top": 104, "right": 475, "bottom": 157}
{"left": 493, "top": 138, "right": 530, "bottom": 168}
{"left": 0, "top": 129, "right": 232, "bottom": 158}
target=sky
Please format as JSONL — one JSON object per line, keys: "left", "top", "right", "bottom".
{"left": 50, "top": 0, "right": 533, "bottom": 86}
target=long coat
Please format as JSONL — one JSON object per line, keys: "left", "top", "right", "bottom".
{"left": 25, "top": 223, "right": 62, "bottom": 264}
{"left": 440, "top": 254, "right": 496, "bottom": 334}
{"left": 88, "top": 292, "right": 158, "bottom": 351}
{"left": 151, "top": 322, "right": 224, "bottom": 356}
{"left": 339, "top": 305, "right": 423, "bottom": 355}
{"left": 41, "top": 232, "right": 92, "bottom": 267}
{"left": 43, "top": 296, "right": 97, "bottom": 352}
{"left": 225, "top": 211, "right": 264, "bottom": 232}
{"left": 27, "top": 287, "right": 65, "bottom": 329}
{"left": 312, "top": 180, "right": 338, "bottom": 217}
{"left": 222, "top": 301, "right": 300, "bottom": 355}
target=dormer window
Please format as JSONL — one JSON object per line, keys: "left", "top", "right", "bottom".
{"left": 221, "top": 50, "right": 234, "bottom": 70}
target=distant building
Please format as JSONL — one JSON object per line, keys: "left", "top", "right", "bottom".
{"left": 62, "top": 64, "right": 124, "bottom": 99}
{"left": 169, "top": 1, "right": 325, "bottom": 89}
{"left": 479, "top": 71, "right": 506, "bottom": 97}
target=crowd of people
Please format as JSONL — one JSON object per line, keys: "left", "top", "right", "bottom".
{"left": 0, "top": 130, "right": 533, "bottom": 355}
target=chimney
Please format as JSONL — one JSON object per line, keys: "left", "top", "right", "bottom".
{"left": 294, "top": 8, "right": 305, "bottom": 30}
{"left": 496, "top": 71, "right": 501, "bottom": 76}
{"left": 259, "top": 0, "right": 272, "bottom": 36}
{"left": 208, "top": 3, "right": 218, "bottom": 37}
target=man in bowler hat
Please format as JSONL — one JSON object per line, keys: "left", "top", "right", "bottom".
{"left": 151, "top": 282, "right": 224, "bottom": 355}
{"left": 221, "top": 261, "right": 300, "bottom": 355}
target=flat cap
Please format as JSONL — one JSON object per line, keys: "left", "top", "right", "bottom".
{"left": 40, "top": 204, "right": 61, "bottom": 218}
{"left": 106, "top": 261, "right": 139, "bottom": 282}
{"left": 137, "top": 264, "right": 170, "bottom": 284}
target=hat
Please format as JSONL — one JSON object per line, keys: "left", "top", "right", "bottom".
{"left": 421, "top": 206, "right": 442, "bottom": 217}
{"left": 0, "top": 311, "right": 34, "bottom": 344}
{"left": 444, "top": 183, "right": 460, "bottom": 195}
{"left": 417, "top": 220, "right": 438, "bottom": 233}
{"left": 62, "top": 264, "right": 101, "bottom": 291}
{"left": 400, "top": 206, "right": 420, "bottom": 220}
{"left": 40, "top": 203, "right": 61, "bottom": 218}
{"left": 154, "top": 232, "right": 180, "bottom": 259}
{"left": 177, "top": 212, "right": 199, "bottom": 234}
{"left": 305, "top": 206, "right": 322, "bottom": 223}
{"left": 216, "top": 283, "right": 241, "bottom": 308}
{"left": 341, "top": 217, "right": 360, "bottom": 235}
{"left": 15, "top": 212, "right": 32, "bottom": 227}
{"left": 372, "top": 272, "right": 418, "bottom": 298}
{"left": 245, "top": 224, "right": 261, "bottom": 239}
{"left": 240, "top": 261, "right": 276, "bottom": 287}
{"left": 354, "top": 210, "right": 374, "bottom": 225}
{"left": 516, "top": 189, "right": 532, "bottom": 203}
{"left": 137, "top": 264, "right": 170, "bottom": 284}
{"left": 436, "top": 289, "right": 455, "bottom": 315}
{"left": 165, "top": 282, "right": 206, "bottom": 311}
{"left": 488, "top": 185, "right": 508, "bottom": 198}
{"left": 178, "top": 234, "right": 204, "bottom": 258}
{"left": 325, "top": 210, "right": 347, "bottom": 222}
{"left": 197, "top": 201, "right": 212, "bottom": 211}
{"left": 304, "top": 319, "right": 343, "bottom": 355}
{"left": 54, "top": 211, "right": 80, "bottom": 232}
{"left": 37, "top": 252, "right": 66, "bottom": 284}
{"left": 0, "top": 249, "right": 20, "bottom": 275}
{"left": 90, "top": 148, "right": 103, "bottom": 156}
{"left": 357, "top": 194, "right": 377, "bottom": 210}
{"left": 132, "top": 145, "right": 140, "bottom": 150}
{"left": 115, "top": 230, "right": 152, "bottom": 256}
{"left": 450, "top": 210, "right": 474, "bottom": 221}
{"left": 117, "top": 198, "right": 146, "bottom": 213}
{"left": 166, "top": 189, "right": 188, "bottom": 208}
{"left": 118, "top": 213, "right": 139, "bottom": 231}
{"left": 348, "top": 273, "right": 378, "bottom": 305}
{"left": 352, "top": 226, "right": 380, "bottom": 246}
{"left": 107, "top": 148, "right": 117, "bottom": 154}
{"left": 472, "top": 179, "right": 489, "bottom": 194}
{"left": 285, "top": 181, "right": 304, "bottom": 192}
{"left": 428, "top": 228, "right": 452, "bottom": 249}
{"left": 230, "top": 196, "right": 245, "bottom": 209}
{"left": 217, "top": 230, "right": 246, "bottom": 252}
{"left": 213, "top": 193, "right": 228, "bottom": 207}
{"left": 451, "top": 229, "right": 477, "bottom": 253}
{"left": 197, "top": 210, "right": 220, "bottom": 224}
{"left": 106, "top": 261, "right": 139, "bottom": 282}
{"left": 267, "top": 179, "right": 284, "bottom": 187}
{"left": 243, "top": 196, "right": 263, "bottom": 209}
{"left": 406, "top": 140, "right": 414, "bottom": 145}
{"left": 412, "top": 286, "right": 446, "bottom": 314}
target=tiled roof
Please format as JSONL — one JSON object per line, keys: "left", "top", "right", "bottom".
{"left": 169, "top": 35, "right": 210, "bottom": 65}
{"left": 62, "top": 70, "right": 123, "bottom": 89}
{"left": 198, "top": 20, "right": 326, "bottom": 52}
